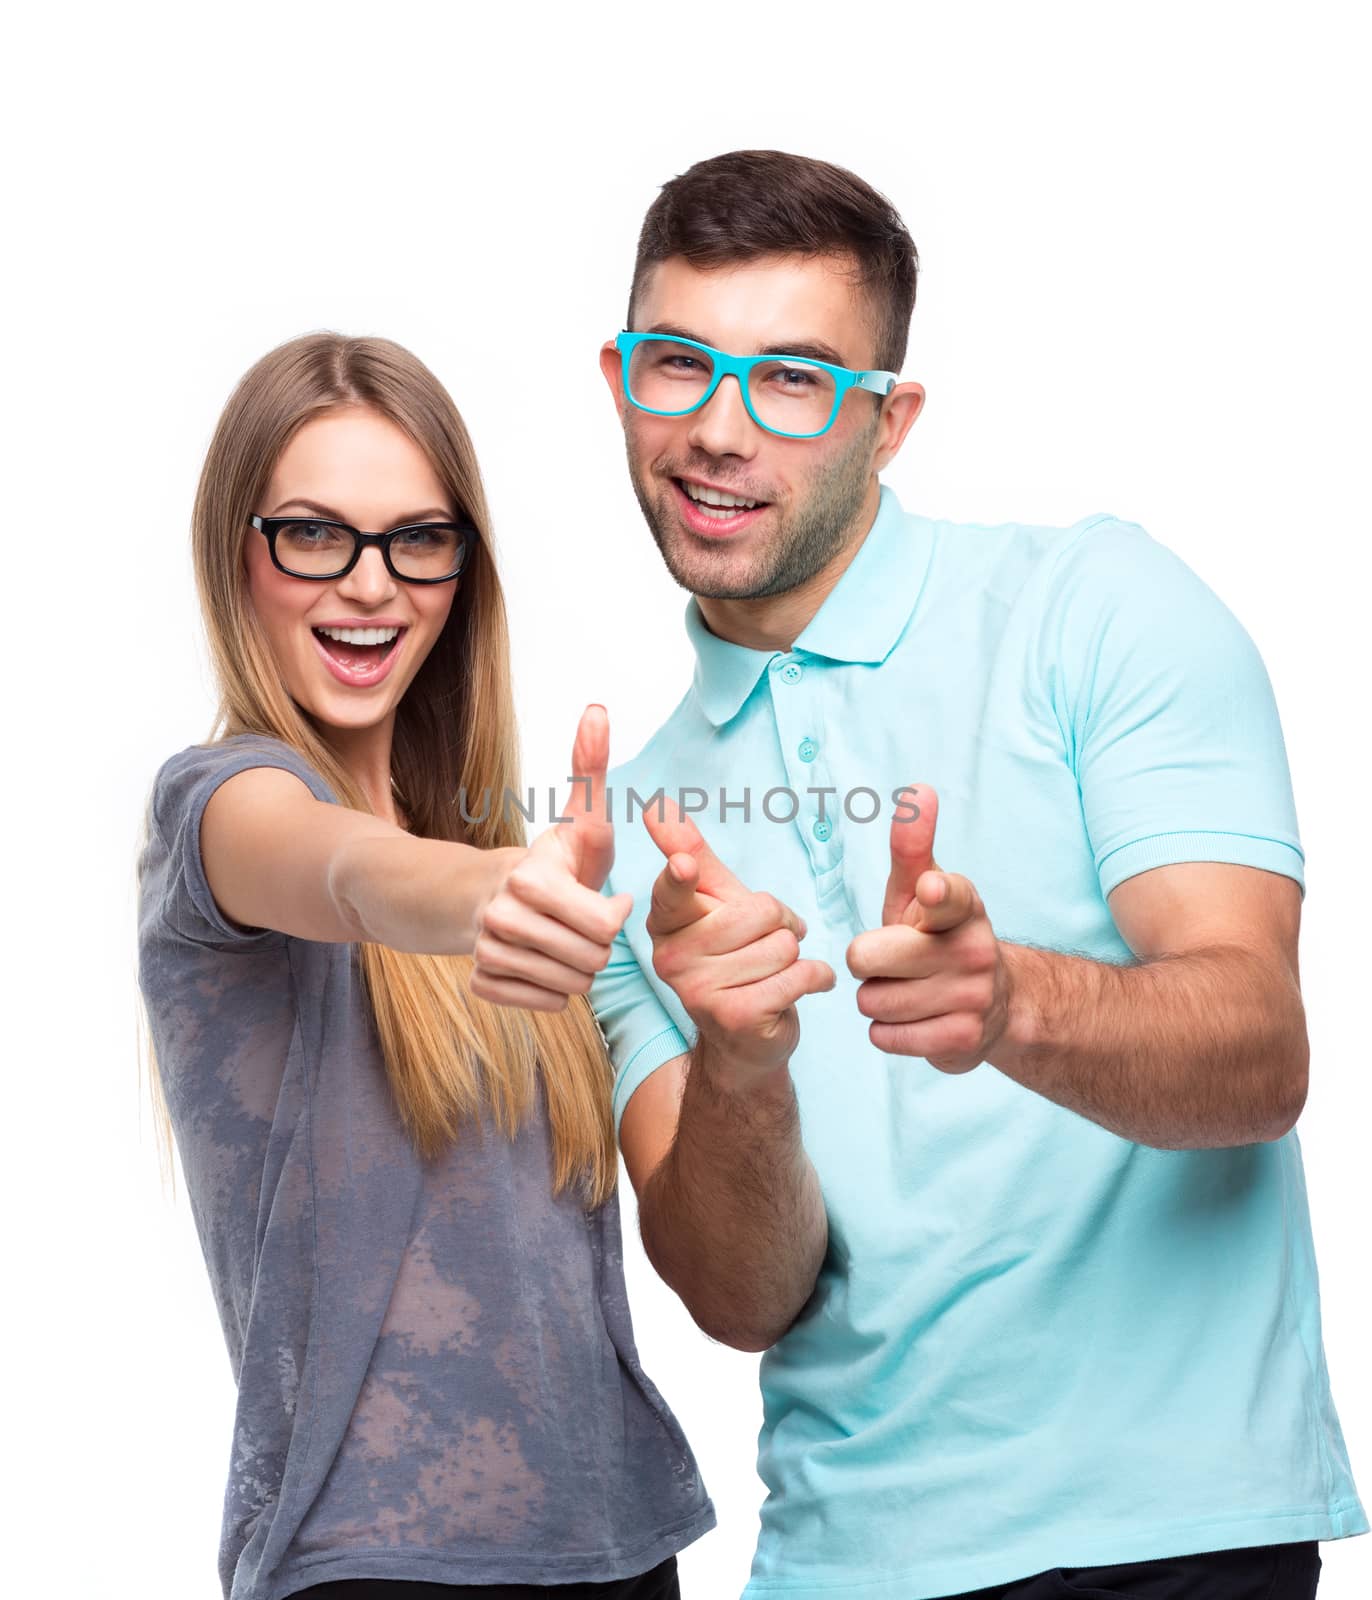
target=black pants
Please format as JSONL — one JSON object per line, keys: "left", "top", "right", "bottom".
{"left": 289, "top": 1542, "right": 1319, "bottom": 1599}
{"left": 938, "top": 1540, "right": 1321, "bottom": 1599}
{"left": 288, "top": 1552, "right": 678, "bottom": 1599}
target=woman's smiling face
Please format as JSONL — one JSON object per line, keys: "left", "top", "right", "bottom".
{"left": 244, "top": 405, "right": 459, "bottom": 735}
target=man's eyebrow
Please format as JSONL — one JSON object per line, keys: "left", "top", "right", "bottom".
{"left": 644, "top": 322, "right": 710, "bottom": 344}
{"left": 759, "top": 340, "right": 847, "bottom": 366}
{"left": 641, "top": 325, "right": 849, "bottom": 367}
{"left": 268, "top": 497, "right": 455, "bottom": 525}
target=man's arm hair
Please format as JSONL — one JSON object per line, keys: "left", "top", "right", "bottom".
{"left": 988, "top": 862, "right": 1307, "bottom": 1147}
{"left": 622, "top": 1044, "right": 828, "bottom": 1353}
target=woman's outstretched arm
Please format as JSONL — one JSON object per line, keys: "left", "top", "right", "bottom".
{"left": 200, "top": 707, "right": 629, "bottom": 1007}
{"left": 200, "top": 763, "right": 513, "bottom": 952}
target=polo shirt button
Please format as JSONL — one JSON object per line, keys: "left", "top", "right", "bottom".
{"left": 812, "top": 817, "right": 833, "bottom": 842}
{"left": 798, "top": 738, "right": 818, "bottom": 763}
{"left": 779, "top": 661, "right": 804, "bottom": 684}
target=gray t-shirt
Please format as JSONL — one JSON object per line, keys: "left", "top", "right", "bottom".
{"left": 136, "top": 733, "right": 714, "bottom": 1600}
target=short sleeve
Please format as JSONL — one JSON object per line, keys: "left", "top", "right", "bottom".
{"left": 1042, "top": 518, "right": 1305, "bottom": 901}
{"left": 141, "top": 736, "right": 337, "bottom": 952}
{"left": 589, "top": 881, "right": 692, "bottom": 1136}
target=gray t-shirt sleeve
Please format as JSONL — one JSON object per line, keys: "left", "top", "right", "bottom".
{"left": 147, "top": 736, "right": 337, "bottom": 952}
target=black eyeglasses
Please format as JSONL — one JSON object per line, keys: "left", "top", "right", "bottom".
{"left": 250, "top": 514, "right": 476, "bottom": 584}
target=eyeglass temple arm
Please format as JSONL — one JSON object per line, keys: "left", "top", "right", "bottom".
{"left": 856, "top": 371, "right": 899, "bottom": 396}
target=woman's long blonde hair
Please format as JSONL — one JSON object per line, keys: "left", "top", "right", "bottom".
{"left": 141, "top": 332, "right": 617, "bottom": 1206}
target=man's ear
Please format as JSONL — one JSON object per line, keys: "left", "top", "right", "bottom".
{"left": 872, "top": 381, "right": 925, "bottom": 473}
{"left": 599, "top": 339, "right": 626, "bottom": 411}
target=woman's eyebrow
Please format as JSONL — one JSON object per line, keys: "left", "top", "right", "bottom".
{"left": 268, "top": 497, "right": 455, "bottom": 524}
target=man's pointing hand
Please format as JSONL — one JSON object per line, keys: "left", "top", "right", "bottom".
{"left": 850, "top": 785, "right": 1012, "bottom": 1073}
{"left": 642, "top": 800, "right": 835, "bottom": 1079}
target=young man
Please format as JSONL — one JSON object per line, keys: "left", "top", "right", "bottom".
{"left": 587, "top": 151, "right": 1365, "bottom": 1599}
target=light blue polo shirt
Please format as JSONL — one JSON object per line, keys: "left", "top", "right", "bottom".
{"left": 591, "top": 484, "right": 1366, "bottom": 1599}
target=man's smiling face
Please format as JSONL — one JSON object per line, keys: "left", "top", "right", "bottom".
{"left": 602, "top": 252, "right": 901, "bottom": 601}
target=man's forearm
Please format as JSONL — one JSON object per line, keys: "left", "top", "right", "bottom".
{"left": 987, "top": 941, "right": 1309, "bottom": 1148}
{"left": 637, "top": 1040, "right": 828, "bottom": 1353}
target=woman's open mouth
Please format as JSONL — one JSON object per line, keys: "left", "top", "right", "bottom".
{"left": 310, "top": 624, "right": 408, "bottom": 688}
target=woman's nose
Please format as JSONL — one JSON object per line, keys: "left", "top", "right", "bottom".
{"left": 337, "top": 546, "right": 396, "bottom": 601}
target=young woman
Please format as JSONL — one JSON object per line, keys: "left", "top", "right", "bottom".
{"left": 136, "top": 333, "right": 714, "bottom": 1600}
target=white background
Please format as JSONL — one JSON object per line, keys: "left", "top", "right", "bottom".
{"left": 5, "top": 2, "right": 1368, "bottom": 1595}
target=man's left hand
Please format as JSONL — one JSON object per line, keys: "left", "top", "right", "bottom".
{"left": 846, "top": 785, "right": 1014, "bottom": 1074}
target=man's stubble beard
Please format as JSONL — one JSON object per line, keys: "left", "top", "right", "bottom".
{"left": 624, "top": 409, "right": 880, "bottom": 601}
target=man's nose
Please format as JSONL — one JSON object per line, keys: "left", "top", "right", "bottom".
{"left": 686, "top": 374, "right": 760, "bottom": 460}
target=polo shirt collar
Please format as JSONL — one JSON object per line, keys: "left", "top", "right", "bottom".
{"left": 686, "top": 484, "right": 929, "bottom": 728}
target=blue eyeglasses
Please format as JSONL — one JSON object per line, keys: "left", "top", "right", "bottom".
{"left": 615, "top": 331, "right": 897, "bottom": 440}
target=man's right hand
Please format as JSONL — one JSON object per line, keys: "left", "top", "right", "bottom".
{"left": 642, "top": 800, "right": 835, "bottom": 1079}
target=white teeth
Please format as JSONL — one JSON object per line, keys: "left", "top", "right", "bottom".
{"left": 682, "top": 481, "right": 761, "bottom": 509}
{"left": 315, "top": 626, "right": 400, "bottom": 646}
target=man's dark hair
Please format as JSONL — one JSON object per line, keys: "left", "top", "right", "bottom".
{"left": 627, "top": 149, "right": 919, "bottom": 372}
